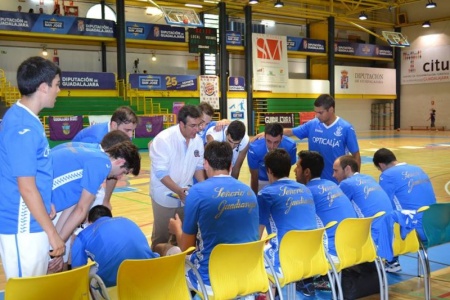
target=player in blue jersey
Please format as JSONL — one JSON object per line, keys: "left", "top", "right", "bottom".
{"left": 333, "top": 155, "right": 393, "bottom": 249}
{"left": 279, "top": 94, "right": 360, "bottom": 183}
{"left": 206, "top": 120, "right": 249, "bottom": 179}
{"left": 295, "top": 150, "right": 357, "bottom": 259}
{"left": 52, "top": 129, "right": 129, "bottom": 153}
{"left": 168, "top": 141, "right": 259, "bottom": 294}
{"left": 0, "top": 57, "right": 65, "bottom": 279}
{"left": 71, "top": 205, "right": 158, "bottom": 287}
{"left": 373, "top": 148, "right": 436, "bottom": 272}
{"left": 258, "top": 148, "right": 317, "bottom": 274}
{"left": 196, "top": 102, "right": 230, "bottom": 145}
{"left": 248, "top": 122, "right": 297, "bottom": 194}
{"left": 72, "top": 106, "right": 138, "bottom": 144}
{"left": 49, "top": 141, "right": 141, "bottom": 272}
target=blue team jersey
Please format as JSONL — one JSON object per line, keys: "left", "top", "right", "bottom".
{"left": 0, "top": 103, "right": 53, "bottom": 234}
{"left": 258, "top": 178, "right": 317, "bottom": 270}
{"left": 307, "top": 178, "right": 357, "bottom": 256}
{"left": 71, "top": 216, "right": 158, "bottom": 287}
{"left": 379, "top": 163, "right": 436, "bottom": 240}
{"left": 72, "top": 122, "right": 109, "bottom": 144}
{"left": 339, "top": 173, "right": 393, "bottom": 245}
{"left": 51, "top": 147, "right": 111, "bottom": 212}
{"left": 247, "top": 137, "right": 297, "bottom": 181}
{"left": 292, "top": 118, "right": 359, "bottom": 183}
{"left": 52, "top": 141, "right": 101, "bottom": 152}
{"left": 197, "top": 121, "right": 216, "bottom": 145}
{"left": 183, "top": 176, "right": 259, "bottom": 286}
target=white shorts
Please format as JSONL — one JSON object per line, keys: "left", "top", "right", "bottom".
{"left": 0, "top": 232, "right": 49, "bottom": 279}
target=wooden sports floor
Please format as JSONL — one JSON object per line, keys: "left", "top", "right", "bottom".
{"left": 1, "top": 129, "right": 450, "bottom": 298}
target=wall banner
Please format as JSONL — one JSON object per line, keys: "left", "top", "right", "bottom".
{"left": 334, "top": 66, "right": 396, "bottom": 95}
{"left": 125, "top": 22, "right": 186, "bottom": 42}
{"left": 60, "top": 72, "right": 116, "bottom": 90}
{"left": 401, "top": 45, "right": 450, "bottom": 85}
{"left": 49, "top": 115, "right": 83, "bottom": 140}
{"left": 135, "top": 115, "right": 164, "bottom": 138}
{"left": 199, "top": 75, "right": 219, "bottom": 110}
{"left": 264, "top": 113, "right": 295, "bottom": 128}
{"left": 129, "top": 74, "right": 198, "bottom": 91}
{"left": 252, "top": 34, "right": 289, "bottom": 92}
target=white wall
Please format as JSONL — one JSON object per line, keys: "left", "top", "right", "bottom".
{"left": 401, "top": 18, "right": 450, "bottom": 130}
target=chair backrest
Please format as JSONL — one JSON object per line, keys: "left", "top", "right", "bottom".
{"left": 278, "top": 222, "right": 336, "bottom": 286}
{"left": 334, "top": 212, "right": 385, "bottom": 271}
{"left": 392, "top": 206, "right": 429, "bottom": 256}
{"left": 392, "top": 223, "right": 420, "bottom": 256}
{"left": 116, "top": 247, "right": 194, "bottom": 300}
{"left": 5, "top": 261, "right": 93, "bottom": 300}
{"left": 208, "top": 234, "right": 275, "bottom": 299}
{"left": 422, "top": 203, "right": 450, "bottom": 248}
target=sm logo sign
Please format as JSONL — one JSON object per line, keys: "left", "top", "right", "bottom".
{"left": 256, "top": 38, "right": 283, "bottom": 60}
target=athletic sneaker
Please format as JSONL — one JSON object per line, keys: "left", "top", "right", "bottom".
{"left": 385, "top": 260, "right": 402, "bottom": 273}
{"left": 296, "top": 281, "right": 316, "bottom": 297}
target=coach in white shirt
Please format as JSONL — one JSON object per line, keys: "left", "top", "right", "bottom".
{"left": 149, "top": 105, "right": 205, "bottom": 256}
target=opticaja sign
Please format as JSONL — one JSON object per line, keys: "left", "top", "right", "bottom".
{"left": 401, "top": 45, "right": 450, "bottom": 85}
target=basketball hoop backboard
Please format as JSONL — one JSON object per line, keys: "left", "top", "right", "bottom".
{"left": 382, "top": 31, "right": 410, "bottom": 47}
{"left": 159, "top": 6, "right": 203, "bottom": 27}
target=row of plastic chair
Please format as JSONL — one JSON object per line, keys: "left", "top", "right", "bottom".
{"left": 4, "top": 203, "right": 450, "bottom": 300}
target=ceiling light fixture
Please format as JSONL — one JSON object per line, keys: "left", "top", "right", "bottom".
{"left": 261, "top": 19, "right": 275, "bottom": 26}
{"left": 422, "top": 21, "right": 431, "bottom": 28}
{"left": 249, "top": 0, "right": 259, "bottom": 4}
{"left": 359, "top": 12, "right": 368, "bottom": 20}
{"left": 426, "top": 0, "right": 436, "bottom": 8}
{"left": 152, "top": 53, "right": 157, "bottom": 61}
{"left": 274, "top": 0, "right": 284, "bottom": 8}
{"left": 41, "top": 45, "right": 48, "bottom": 57}
{"left": 185, "top": 3, "right": 203, "bottom": 8}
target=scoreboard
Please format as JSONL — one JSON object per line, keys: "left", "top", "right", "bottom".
{"left": 188, "top": 27, "right": 218, "bottom": 54}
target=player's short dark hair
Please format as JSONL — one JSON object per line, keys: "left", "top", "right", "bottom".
{"left": 104, "top": 140, "right": 141, "bottom": 176}
{"left": 111, "top": 106, "right": 138, "bottom": 126}
{"left": 265, "top": 149, "right": 291, "bottom": 179}
{"left": 298, "top": 150, "right": 324, "bottom": 178}
{"left": 314, "top": 94, "right": 335, "bottom": 110}
{"left": 198, "top": 102, "right": 214, "bottom": 117}
{"left": 227, "top": 120, "right": 246, "bottom": 141}
{"left": 88, "top": 205, "right": 112, "bottom": 223}
{"left": 178, "top": 105, "right": 202, "bottom": 124}
{"left": 373, "top": 148, "right": 397, "bottom": 168}
{"left": 204, "top": 141, "right": 232, "bottom": 171}
{"left": 17, "top": 56, "right": 61, "bottom": 96}
{"left": 265, "top": 122, "right": 283, "bottom": 138}
{"left": 337, "top": 155, "right": 358, "bottom": 173}
{"left": 101, "top": 130, "right": 130, "bottom": 150}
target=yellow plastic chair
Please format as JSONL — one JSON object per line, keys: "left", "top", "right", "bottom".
{"left": 329, "top": 211, "right": 386, "bottom": 300}
{"left": 266, "top": 222, "right": 338, "bottom": 300}
{"left": 5, "top": 260, "right": 94, "bottom": 300}
{"left": 195, "top": 234, "right": 276, "bottom": 300}
{"left": 106, "top": 247, "right": 195, "bottom": 300}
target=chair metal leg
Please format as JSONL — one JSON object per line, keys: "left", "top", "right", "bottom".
{"left": 326, "top": 252, "right": 343, "bottom": 300}
{"left": 418, "top": 248, "right": 431, "bottom": 300}
{"left": 186, "top": 260, "right": 210, "bottom": 300}
{"left": 326, "top": 271, "right": 338, "bottom": 300}
{"left": 264, "top": 254, "right": 282, "bottom": 300}
{"left": 375, "top": 257, "right": 388, "bottom": 300}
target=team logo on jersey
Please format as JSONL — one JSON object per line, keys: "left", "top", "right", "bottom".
{"left": 194, "top": 150, "right": 200, "bottom": 157}
{"left": 334, "top": 126, "right": 343, "bottom": 137}
{"left": 18, "top": 128, "right": 30, "bottom": 135}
